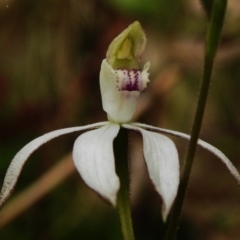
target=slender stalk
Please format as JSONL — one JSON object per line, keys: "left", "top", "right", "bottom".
{"left": 114, "top": 127, "right": 135, "bottom": 240}
{"left": 164, "top": 0, "right": 227, "bottom": 239}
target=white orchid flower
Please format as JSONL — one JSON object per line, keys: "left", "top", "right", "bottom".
{"left": 0, "top": 21, "right": 240, "bottom": 221}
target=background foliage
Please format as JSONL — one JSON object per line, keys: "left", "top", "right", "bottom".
{"left": 0, "top": 0, "right": 240, "bottom": 239}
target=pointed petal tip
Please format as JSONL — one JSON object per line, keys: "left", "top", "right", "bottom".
{"left": 109, "top": 194, "right": 117, "bottom": 207}
{"left": 161, "top": 202, "right": 174, "bottom": 222}
{"left": 162, "top": 209, "right": 168, "bottom": 222}
{"left": 101, "top": 182, "right": 118, "bottom": 207}
{"left": 0, "top": 184, "right": 14, "bottom": 209}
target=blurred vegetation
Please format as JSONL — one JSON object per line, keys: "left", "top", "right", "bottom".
{"left": 0, "top": 0, "right": 240, "bottom": 239}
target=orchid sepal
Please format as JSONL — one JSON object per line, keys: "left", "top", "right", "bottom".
{"left": 0, "top": 122, "right": 109, "bottom": 209}
{"left": 129, "top": 122, "right": 240, "bottom": 185}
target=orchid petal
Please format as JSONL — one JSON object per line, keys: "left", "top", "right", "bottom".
{"left": 123, "top": 124, "right": 179, "bottom": 220}
{"left": 132, "top": 123, "right": 240, "bottom": 185}
{"left": 73, "top": 123, "right": 120, "bottom": 205}
{"left": 100, "top": 59, "right": 150, "bottom": 123}
{"left": 100, "top": 59, "right": 140, "bottom": 123}
{"left": 0, "top": 122, "right": 108, "bottom": 208}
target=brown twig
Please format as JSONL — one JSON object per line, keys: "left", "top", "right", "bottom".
{"left": 0, "top": 154, "right": 75, "bottom": 228}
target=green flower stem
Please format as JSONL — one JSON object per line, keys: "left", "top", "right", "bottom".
{"left": 164, "top": 0, "right": 227, "bottom": 239}
{"left": 114, "top": 127, "right": 135, "bottom": 240}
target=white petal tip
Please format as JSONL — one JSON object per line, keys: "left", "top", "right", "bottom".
{"left": 110, "top": 196, "right": 117, "bottom": 206}
{"left": 162, "top": 206, "right": 171, "bottom": 222}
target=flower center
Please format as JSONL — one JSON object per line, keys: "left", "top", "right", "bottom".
{"left": 115, "top": 68, "right": 145, "bottom": 92}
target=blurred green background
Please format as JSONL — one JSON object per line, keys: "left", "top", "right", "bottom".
{"left": 0, "top": 0, "right": 240, "bottom": 239}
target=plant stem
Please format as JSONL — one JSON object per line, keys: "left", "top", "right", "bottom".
{"left": 114, "top": 127, "right": 135, "bottom": 240}
{"left": 164, "top": 0, "right": 227, "bottom": 239}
